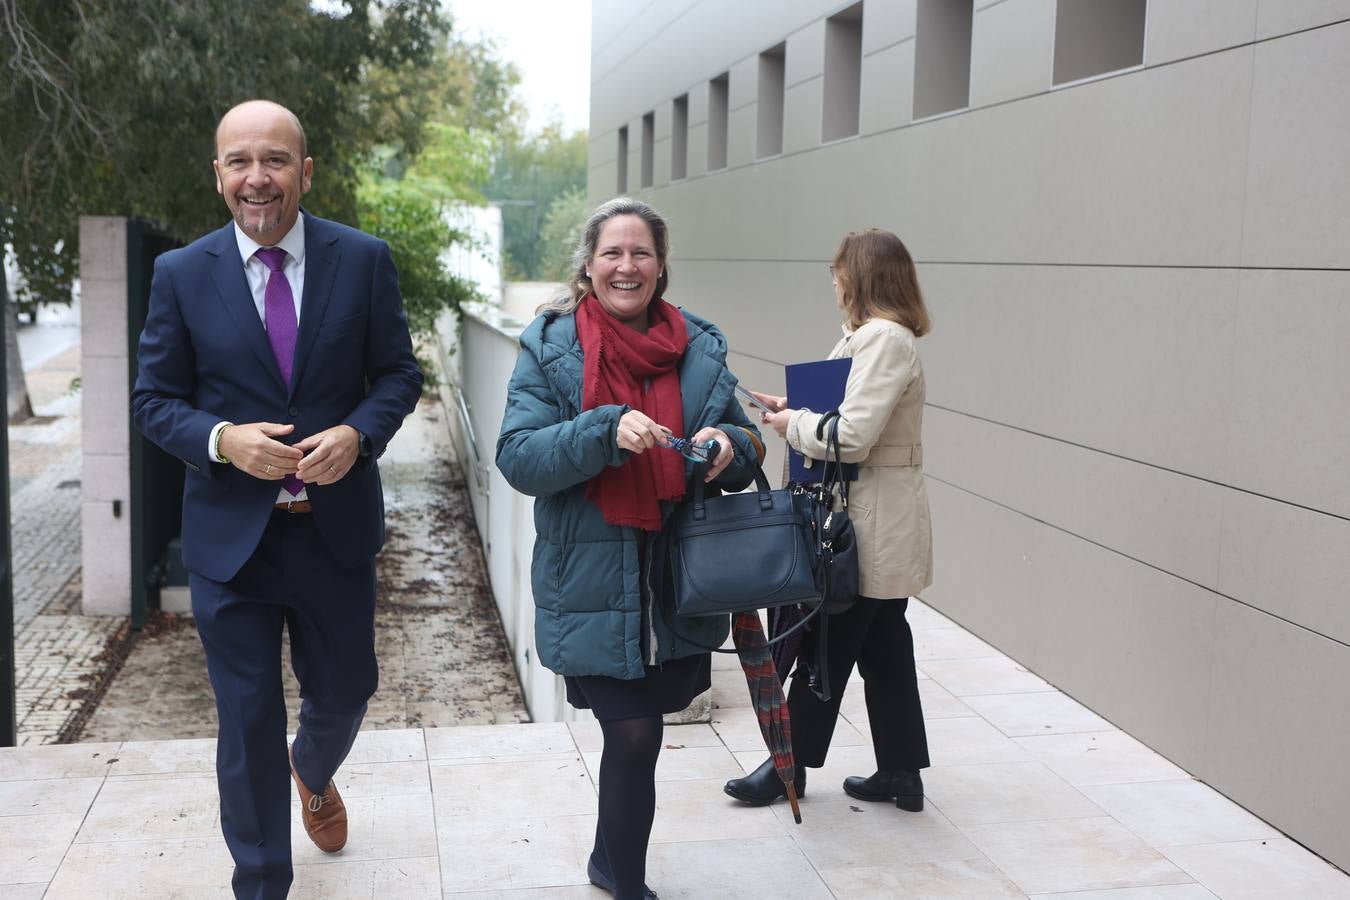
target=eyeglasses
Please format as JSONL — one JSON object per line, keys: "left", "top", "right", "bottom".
{"left": 659, "top": 434, "right": 716, "bottom": 463}
{"left": 828, "top": 265, "right": 837, "bottom": 285}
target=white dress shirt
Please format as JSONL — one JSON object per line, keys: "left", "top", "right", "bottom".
{"left": 208, "top": 214, "right": 309, "bottom": 502}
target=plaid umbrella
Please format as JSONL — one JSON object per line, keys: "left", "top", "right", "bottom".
{"left": 731, "top": 611, "right": 802, "bottom": 824}
{"left": 768, "top": 604, "right": 807, "bottom": 686}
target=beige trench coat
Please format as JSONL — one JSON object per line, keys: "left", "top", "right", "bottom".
{"left": 786, "top": 318, "right": 933, "bottom": 599}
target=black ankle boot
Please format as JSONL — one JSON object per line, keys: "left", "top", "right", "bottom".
{"left": 842, "top": 769, "right": 924, "bottom": 811}
{"left": 587, "top": 854, "right": 657, "bottom": 899}
{"left": 723, "top": 757, "right": 806, "bottom": 806}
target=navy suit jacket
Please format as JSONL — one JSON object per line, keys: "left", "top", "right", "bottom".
{"left": 131, "top": 214, "right": 423, "bottom": 584}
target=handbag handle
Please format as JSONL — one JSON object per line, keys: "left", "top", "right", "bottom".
{"left": 813, "top": 410, "right": 850, "bottom": 506}
{"left": 688, "top": 454, "right": 774, "bottom": 520}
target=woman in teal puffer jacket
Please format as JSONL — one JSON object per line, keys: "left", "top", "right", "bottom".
{"left": 496, "top": 198, "right": 762, "bottom": 900}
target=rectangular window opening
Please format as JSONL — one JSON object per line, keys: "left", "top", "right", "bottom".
{"left": 671, "top": 94, "right": 689, "bottom": 181}
{"left": 640, "top": 111, "right": 655, "bottom": 188}
{"left": 823, "top": 2, "right": 864, "bottom": 141}
{"left": 1052, "top": 0, "right": 1147, "bottom": 85}
{"left": 616, "top": 126, "right": 628, "bottom": 193}
{"left": 707, "top": 73, "right": 729, "bottom": 171}
{"left": 913, "top": 0, "right": 973, "bottom": 121}
{"left": 757, "top": 43, "right": 786, "bottom": 158}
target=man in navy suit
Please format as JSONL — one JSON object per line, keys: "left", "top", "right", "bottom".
{"left": 131, "top": 100, "right": 422, "bottom": 898}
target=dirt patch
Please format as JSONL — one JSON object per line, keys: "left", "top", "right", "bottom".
{"left": 72, "top": 395, "right": 528, "bottom": 742}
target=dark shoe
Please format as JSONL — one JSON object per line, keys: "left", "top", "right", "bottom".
{"left": 843, "top": 769, "right": 924, "bottom": 811}
{"left": 723, "top": 757, "right": 807, "bottom": 807}
{"left": 290, "top": 747, "right": 348, "bottom": 852}
{"left": 587, "top": 854, "right": 657, "bottom": 899}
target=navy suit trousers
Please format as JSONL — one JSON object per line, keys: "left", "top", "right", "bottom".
{"left": 190, "top": 509, "right": 378, "bottom": 900}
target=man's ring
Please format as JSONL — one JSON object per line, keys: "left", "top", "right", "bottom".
{"left": 264, "top": 464, "right": 273, "bottom": 475}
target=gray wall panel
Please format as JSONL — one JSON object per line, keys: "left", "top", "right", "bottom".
{"left": 1226, "top": 269, "right": 1350, "bottom": 516}
{"left": 590, "top": 1, "right": 1350, "bottom": 873}
{"left": 727, "top": 105, "right": 757, "bottom": 169}
{"left": 783, "top": 79, "right": 825, "bottom": 155}
{"left": 596, "top": 47, "right": 1255, "bottom": 268}
{"left": 1144, "top": 0, "right": 1259, "bottom": 65}
{"left": 589, "top": 133, "right": 616, "bottom": 166}
{"left": 1024, "top": 502, "right": 1219, "bottom": 774}
{"left": 786, "top": 19, "right": 826, "bottom": 86}
{"left": 1241, "top": 21, "right": 1350, "bottom": 269}
{"left": 924, "top": 474, "right": 1220, "bottom": 775}
{"left": 729, "top": 55, "right": 759, "bottom": 111}
{"left": 920, "top": 264, "right": 1241, "bottom": 478}
{"left": 1255, "top": 0, "right": 1350, "bottom": 38}
{"left": 687, "top": 121, "right": 709, "bottom": 179}
{"left": 588, "top": 159, "right": 616, "bottom": 201}
{"left": 1205, "top": 602, "right": 1350, "bottom": 870}
{"left": 924, "top": 407, "right": 1226, "bottom": 592}
{"left": 860, "top": 39, "right": 915, "bottom": 134}
{"left": 688, "top": 81, "right": 709, "bottom": 126}
{"left": 1218, "top": 491, "right": 1350, "bottom": 648}
{"left": 970, "top": 0, "right": 1055, "bottom": 107}
{"left": 671, "top": 259, "right": 841, "bottom": 366}
{"left": 862, "top": 0, "right": 917, "bottom": 54}
{"left": 652, "top": 135, "right": 671, "bottom": 190}
{"left": 922, "top": 478, "right": 1051, "bottom": 659}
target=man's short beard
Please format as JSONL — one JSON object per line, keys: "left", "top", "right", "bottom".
{"left": 236, "top": 205, "right": 284, "bottom": 237}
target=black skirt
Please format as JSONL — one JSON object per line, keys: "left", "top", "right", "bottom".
{"left": 565, "top": 653, "right": 711, "bottom": 722}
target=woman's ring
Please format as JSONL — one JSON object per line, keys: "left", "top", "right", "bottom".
{"left": 264, "top": 464, "right": 272, "bottom": 475}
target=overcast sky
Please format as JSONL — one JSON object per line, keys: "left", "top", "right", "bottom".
{"left": 448, "top": 0, "right": 592, "bottom": 135}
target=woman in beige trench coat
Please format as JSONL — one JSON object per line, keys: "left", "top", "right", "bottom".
{"left": 724, "top": 228, "right": 934, "bottom": 812}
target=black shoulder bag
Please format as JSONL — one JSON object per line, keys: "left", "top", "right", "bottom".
{"left": 796, "top": 411, "right": 861, "bottom": 701}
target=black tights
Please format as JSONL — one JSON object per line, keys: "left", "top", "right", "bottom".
{"left": 593, "top": 714, "right": 663, "bottom": 900}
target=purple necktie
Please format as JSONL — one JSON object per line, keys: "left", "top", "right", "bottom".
{"left": 255, "top": 247, "right": 304, "bottom": 497}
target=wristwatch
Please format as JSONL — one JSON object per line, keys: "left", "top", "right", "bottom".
{"left": 356, "top": 429, "right": 372, "bottom": 459}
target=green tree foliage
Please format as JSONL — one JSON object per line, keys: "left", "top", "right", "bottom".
{"left": 0, "top": 0, "right": 457, "bottom": 310}
{"left": 486, "top": 124, "right": 589, "bottom": 281}
{"left": 356, "top": 173, "right": 479, "bottom": 383}
{"left": 537, "top": 185, "right": 591, "bottom": 283}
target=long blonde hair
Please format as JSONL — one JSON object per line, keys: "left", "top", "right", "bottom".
{"left": 537, "top": 197, "right": 672, "bottom": 316}
{"left": 833, "top": 229, "right": 931, "bottom": 336}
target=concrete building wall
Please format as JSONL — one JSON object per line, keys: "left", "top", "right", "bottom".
{"left": 79, "top": 217, "right": 132, "bottom": 616}
{"left": 589, "top": 0, "right": 1350, "bottom": 872}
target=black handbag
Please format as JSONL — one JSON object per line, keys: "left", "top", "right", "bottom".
{"left": 810, "top": 411, "right": 859, "bottom": 615}
{"left": 789, "top": 411, "right": 861, "bottom": 702}
{"left": 669, "top": 461, "right": 820, "bottom": 617}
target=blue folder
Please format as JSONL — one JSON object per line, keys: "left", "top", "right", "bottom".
{"left": 785, "top": 357, "right": 858, "bottom": 483}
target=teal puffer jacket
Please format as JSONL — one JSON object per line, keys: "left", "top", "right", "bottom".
{"left": 495, "top": 307, "right": 762, "bottom": 679}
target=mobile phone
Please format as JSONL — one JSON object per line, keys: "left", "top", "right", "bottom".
{"left": 735, "top": 384, "right": 777, "bottom": 414}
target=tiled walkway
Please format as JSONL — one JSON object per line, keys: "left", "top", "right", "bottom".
{"left": 7, "top": 338, "right": 128, "bottom": 745}
{"left": 4, "top": 600, "right": 1348, "bottom": 898}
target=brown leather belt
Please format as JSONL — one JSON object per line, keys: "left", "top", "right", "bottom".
{"left": 274, "top": 499, "right": 313, "bottom": 514}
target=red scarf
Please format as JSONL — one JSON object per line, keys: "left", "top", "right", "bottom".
{"left": 576, "top": 293, "right": 689, "bottom": 530}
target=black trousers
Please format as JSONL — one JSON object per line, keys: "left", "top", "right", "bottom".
{"left": 788, "top": 596, "right": 930, "bottom": 772}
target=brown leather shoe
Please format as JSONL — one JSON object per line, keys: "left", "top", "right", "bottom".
{"left": 290, "top": 748, "right": 347, "bottom": 852}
